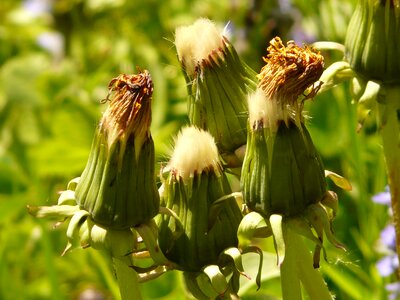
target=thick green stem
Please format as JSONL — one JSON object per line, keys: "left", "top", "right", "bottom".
{"left": 285, "top": 228, "right": 332, "bottom": 300}
{"left": 89, "top": 250, "right": 120, "bottom": 299}
{"left": 39, "top": 221, "right": 64, "bottom": 300}
{"left": 113, "top": 256, "right": 142, "bottom": 300}
{"left": 378, "top": 87, "right": 400, "bottom": 277}
{"left": 280, "top": 230, "right": 302, "bottom": 300}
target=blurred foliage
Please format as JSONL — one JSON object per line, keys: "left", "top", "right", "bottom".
{"left": 0, "top": 0, "right": 392, "bottom": 299}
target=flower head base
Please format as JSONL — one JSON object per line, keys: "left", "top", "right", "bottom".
{"left": 175, "top": 18, "right": 257, "bottom": 166}
{"left": 242, "top": 115, "right": 327, "bottom": 217}
{"left": 74, "top": 70, "right": 159, "bottom": 229}
{"left": 257, "top": 37, "right": 324, "bottom": 128}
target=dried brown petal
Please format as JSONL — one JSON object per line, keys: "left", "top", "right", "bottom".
{"left": 258, "top": 37, "right": 324, "bottom": 108}
{"left": 101, "top": 71, "right": 153, "bottom": 144}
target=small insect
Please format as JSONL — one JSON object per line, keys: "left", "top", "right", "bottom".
{"left": 303, "top": 80, "right": 323, "bottom": 100}
{"left": 100, "top": 70, "right": 153, "bottom": 104}
{"left": 100, "top": 95, "right": 111, "bottom": 104}
{"left": 100, "top": 74, "right": 140, "bottom": 103}
{"left": 108, "top": 74, "right": 141, "bottom": 90}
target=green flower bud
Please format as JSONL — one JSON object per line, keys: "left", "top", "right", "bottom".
{"left": 242, "top": 108, "right": 327, "bottom": 217}
{"left": 241, "top": 37, "right": 326, "bottom": 217}
{"left": 75, "top": 71, "right": 160, "bottom": 229}
{"left": 158, "top": 127, "right": 242, "bottom": 272}
{"left": 345, "top": 0, "right": 400, "bottom": 84}
{"left": 175, "top": 18, "right": 257, "bottom": 166}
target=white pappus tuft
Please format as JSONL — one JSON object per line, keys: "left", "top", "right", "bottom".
{"left": 167, "top": 126, "right": 221, "bottom": 180}
{"left": 175, "top": 18, "right": 225, "bottom": 76}
{"left": 248, "top": 88, "right": 291, "bottom": 132}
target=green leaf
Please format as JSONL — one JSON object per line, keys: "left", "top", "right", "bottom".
{"left": 202, "top": 265, "right": 228, "bottom": 295}
{"left": 219, "top": 247, "right": 249, "bottom": 279}
{"left": 269, "top": 214, "right": 285, "bottom": 266}
{"left": 325, "top": 170, "right": 352, "bottom": 191}
{"left": 238, "top": 211, "right": 270, "bottom": 248}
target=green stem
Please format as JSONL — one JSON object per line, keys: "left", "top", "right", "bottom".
{"left": 280, "top": 230, "right": 302, "bottom": 300}
{"left": 39, "top": 221, "right": 64, "bottom": 300}
{"left": 286, "top": 228, "right": 332, "bottom": 300}
{"left": 113, "top": 256, "right": 142, "bottom": 300}
{"left": 378, "top": 86, "right": 400, "bottom": 277}
{"left": 89, "top": 250, "right": 120, "bottom": 299}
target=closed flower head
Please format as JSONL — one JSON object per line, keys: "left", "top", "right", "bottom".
{"left": 241, "top": 37, "right": 347, "bottom": 274}
{"left": 242, "top": 37, "right": 327, "bottom": 217}
{"left": 345, "top": 0, "right": 400, "bottom": 84}
{"left": 75, "top": 70, "right": 160, "bottom": 229}
{"left": 158, "top": 126, "right": 242, "bottom": 272}
{"left": 101, "top": 71, "right": 153, "bottom": 162}
{"left": 175, "top": 18, "right": 257, "bottom": 165}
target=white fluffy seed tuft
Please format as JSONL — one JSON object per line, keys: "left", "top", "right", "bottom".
{"left": 175, "top": 18, "right": 224, "bottom": 76}
{"left": 168, "top": 126, "right": 221, "bottom": 179}
{"left": 248, "top": 88, "right": 290, "bottom": 131}
{"left": 248, "top": 88, "right": 268, "bottom": 128}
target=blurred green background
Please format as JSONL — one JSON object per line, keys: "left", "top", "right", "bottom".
{"left": 0, "top": 0, "right": 393, "bottom": 299}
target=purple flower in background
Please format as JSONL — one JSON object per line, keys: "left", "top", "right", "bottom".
{"left": 278, "top": 0, "right": 316, "bottom": 44}
{"left": 373, "top": 186, "right": 400, "bottom": 298}
{"left": 376, "top": 224, "right": 398, "bottom": 277}
{"left": 381, "top": 224, "right": 397, "bottom": 251}
{"left": 37, "top": 32, "right": 64, "bottom": 61}
{"left": 372, "top": 186, "right": 391, "bottom": 205}
{"left": 376, "top": 252, "right": 399, "bottom": 277}
{"left": 386, "top": 282, "right": 400, "bottom": 300}
{"left": 23, "top": 0, "right": 52, "bottom": 17}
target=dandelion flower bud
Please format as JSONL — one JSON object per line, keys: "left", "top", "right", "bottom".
{"left": 241, "top": 37, "right": 326, "bottom": 217}
{"left": 75, "top": 70, "right": 160, "bottom": 229}
{"left": 239, "top": 38, "right": 347, "bottom": 276}
{"left": 158, "top": 126, "right": 242, "bottom": 271}
{"left": 175, "top": 18, "right": 257, "bottom": 166}
{"left": 345, "top": 0, "right": 400, "bottom": 84}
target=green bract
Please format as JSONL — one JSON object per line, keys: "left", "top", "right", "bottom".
{"left": 242, "top": 121, "right": 326, "bottom": 217}
{"left": 158, "top": 171, "right": 242, "bottom": 271}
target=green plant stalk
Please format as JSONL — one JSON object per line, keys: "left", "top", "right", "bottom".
{"left": 285, "top": 228, "right": 331, "bottom": 300}
{"left": 39, "top": 221, "right": 64, "bottom": 300}
{"left": 378, "top": 87, "right": 400, "bottom": 277}
{"left": 113, "top": 256, "right": 142, "bottom": 300}
{"left": 280, "top": 228, "right": 302, "bottom": 300}
{"left": 89, "top": 250, "right": 120, "bottom": 299}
